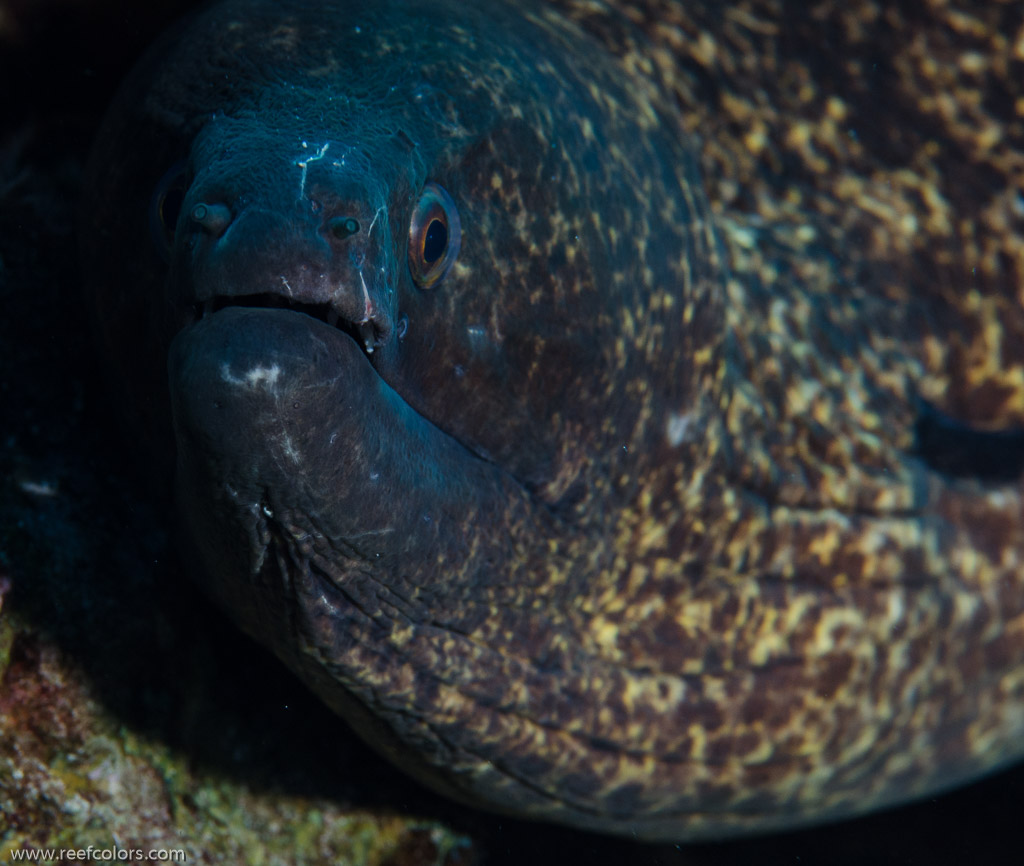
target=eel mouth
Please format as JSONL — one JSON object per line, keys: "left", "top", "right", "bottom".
{"left": 187, "top": 293, "right": 386, "bottom": 357}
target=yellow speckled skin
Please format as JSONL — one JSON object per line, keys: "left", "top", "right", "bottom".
{"left": 83, "top": 0, "right": 1024, "bottom": 841}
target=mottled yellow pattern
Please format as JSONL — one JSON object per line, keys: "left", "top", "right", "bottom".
{"left": 83, "top": 0, "right": 1024, "bottom": 842}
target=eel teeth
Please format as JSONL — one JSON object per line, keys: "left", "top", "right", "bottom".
{"left": 358, "top": 321, "right": 376, "bottom": 354}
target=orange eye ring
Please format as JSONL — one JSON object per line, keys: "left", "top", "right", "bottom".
{"left": 408, "top": 182, "right": 461, "bottom": 289}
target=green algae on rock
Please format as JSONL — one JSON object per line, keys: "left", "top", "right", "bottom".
{"left": 82, "top": 0, "right": 1024, "bottom": 841}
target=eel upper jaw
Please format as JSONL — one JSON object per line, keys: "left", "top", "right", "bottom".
{"left": 185, "top": 291, "right": 390, "bottom": 360}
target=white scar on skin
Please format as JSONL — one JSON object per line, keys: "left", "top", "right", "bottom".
{"left": 295, "top": 141, "right": 329, "bottom": 200}
{"left": 277, "top": 431, "right": 300, "bottom": 463}
{"left": 366, "top": 205, "right": 385, "bottom": 238}
{"left": 220, "top": 362, "right": 282, "bottom": 390}
{"left": 666, "top": 410, "right": 694, "bottom": 447}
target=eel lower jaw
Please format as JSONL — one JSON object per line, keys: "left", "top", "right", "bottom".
{"left": 172, "top": 293, "right": 533, "bottom": 500}
{"left": 168, "top": 305, "right": 516, "bottom": 577}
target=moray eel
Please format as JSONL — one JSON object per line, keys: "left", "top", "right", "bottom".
{"left": 82, "top": 0, "right": 1024, "bottom": 841}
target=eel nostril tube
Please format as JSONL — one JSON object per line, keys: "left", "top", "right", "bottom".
{"left": 190, "top": 202, "right": 233, "bottom": 237}
{"left": 329, "top": 216, "right": 361, "bottom": 240}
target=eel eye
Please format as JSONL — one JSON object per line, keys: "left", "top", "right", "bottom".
{"left": 150, "top": 161, "right": 189, "bottom": 258}
{"left": 408, "top": 182, "right": 461, "bottom": 289}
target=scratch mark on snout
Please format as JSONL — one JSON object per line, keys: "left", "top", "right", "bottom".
{"left": 366, "top": 205, "right": 385, "bottom": 239}
{"left": 295, "top": 141, "right": 330, "bottom": 201}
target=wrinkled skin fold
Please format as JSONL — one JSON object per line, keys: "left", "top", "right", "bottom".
{"left": 83, "top": 0, "right": 1024, "bottom": 841}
